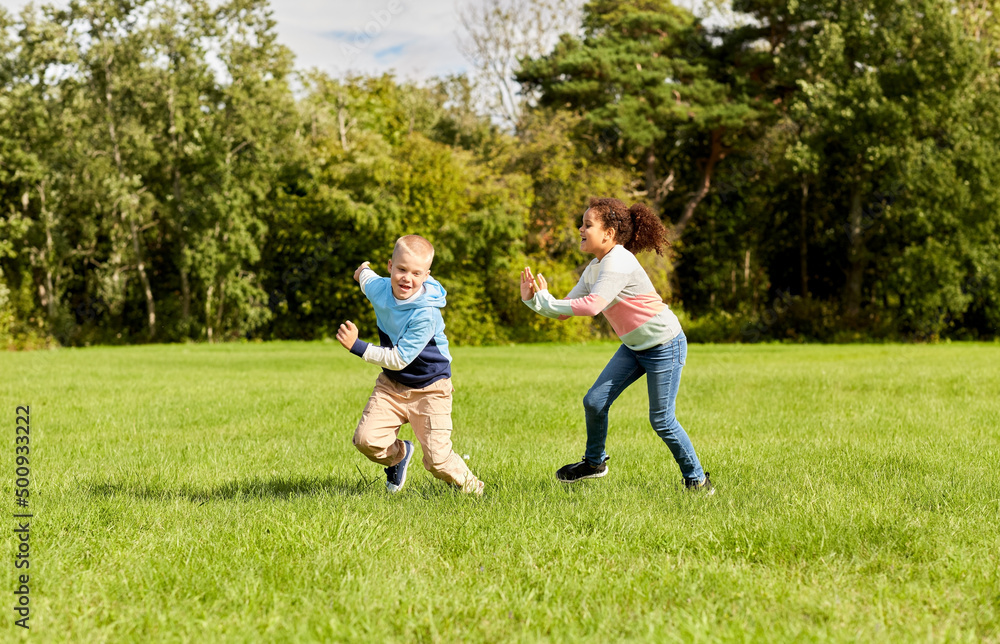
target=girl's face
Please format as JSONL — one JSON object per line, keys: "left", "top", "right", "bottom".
{"left": 579, "top": 209, "right": 616, "bottom": 258}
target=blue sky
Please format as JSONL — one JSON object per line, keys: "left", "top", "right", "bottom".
{"left": 266, "top": 0, "right": 467, "bottom": 79}
{"left": 1, "top": 1, "right": 721, "bottom": 81}
{"left": 0, "top": 0, "right": 469, "bottom": 81}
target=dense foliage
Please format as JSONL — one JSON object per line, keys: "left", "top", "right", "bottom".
{"left": 2, "top": 0, "right": 998, "bottom": 347}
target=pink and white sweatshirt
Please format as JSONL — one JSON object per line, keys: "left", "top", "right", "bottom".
{"left": 523, "top": 245, "right": 682, "bottom": 351}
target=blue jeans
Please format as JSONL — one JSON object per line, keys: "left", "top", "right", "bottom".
{"left": 583, "top": 333, "right": 705, "bottom": 481}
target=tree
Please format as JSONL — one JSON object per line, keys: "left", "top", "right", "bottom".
{"left": 0, "top": 2, "right": 95, "bottom": 342}
{"left": 728, "top": 0, "right": 1000, "bottom": 334}
{"left": 456, "top": 0, "right": 584, "bottom": 127}
{"left": 140, "top": 0, "right": 219, "bottom": 338}
{"left": 64, "top": 0, "right": 165, "bottom": 339}
{"left": 190, "top": 0, "right": 296, "bottom": 341}
{"left": 517, "top": 0, "right": 760, "bottom": 239}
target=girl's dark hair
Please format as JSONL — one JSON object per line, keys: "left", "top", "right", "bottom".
{"left": 587, "top": 197, "right": 670, "bottom": 255}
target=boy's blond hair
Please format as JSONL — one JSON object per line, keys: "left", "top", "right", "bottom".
{"left": 393, "top": 235, "right": 435, "bottom": 265}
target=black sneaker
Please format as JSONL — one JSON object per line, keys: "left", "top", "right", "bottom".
{"left": 685, "top": 471, "right": 715, "bottom": 495}
{"left": 384, "top": 440, "right": 414, "bottom": 493}
{"left": 556, "top": 458, "right": 609, "bottom": 483}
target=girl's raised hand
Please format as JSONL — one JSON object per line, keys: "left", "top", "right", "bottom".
{"left": 520, "top": 267, "right": 536, "bottom": 300}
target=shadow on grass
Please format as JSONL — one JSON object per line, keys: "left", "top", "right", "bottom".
{"left": 85, "top": 469, "right": 381, "bottom": 503}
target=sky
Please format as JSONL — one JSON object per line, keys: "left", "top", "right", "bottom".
{"left": 265, "top": 0, "right": 469, "bottom": 80}
{"left": 0, "top": 0, "right": 471, "bottom": 81}
{"left": 1, "top": 1, "right": 722, "bottom": 82}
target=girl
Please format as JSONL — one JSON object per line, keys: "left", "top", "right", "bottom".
{"left": 520, "top": 198, "right": 712, "bottom": 492}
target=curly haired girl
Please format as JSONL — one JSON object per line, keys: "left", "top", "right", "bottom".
{"left": 520, "top": 198, "right": 712, "bottom": 492}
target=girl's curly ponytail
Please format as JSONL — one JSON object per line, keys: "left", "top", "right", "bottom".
{"left": 626, "top": 202, "right": 669, "bottom": 256}
{"left": 587, "top": 198, "right": 670, "bottom": 255}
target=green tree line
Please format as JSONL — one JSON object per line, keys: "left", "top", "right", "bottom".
{"left": 2, "top": 0, "right": 998, "bottom": 348}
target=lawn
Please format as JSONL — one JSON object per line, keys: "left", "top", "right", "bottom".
{"left": 1, "top": 341, "right": 998, "bottom": 642}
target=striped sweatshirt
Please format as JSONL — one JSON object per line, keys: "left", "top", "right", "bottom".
{"left": 523, "top": 245, "right": 682, "bottom": 351}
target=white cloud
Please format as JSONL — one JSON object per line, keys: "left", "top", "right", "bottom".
{"left": 0, "top": 0, "right": 469, "bottom": 81}
{"left": 276, "top": 0, "right": 467, "bottom": 80}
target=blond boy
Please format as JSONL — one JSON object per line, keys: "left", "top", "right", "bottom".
{"left": 336, "top": 235, "right": 484, "bottom": 495}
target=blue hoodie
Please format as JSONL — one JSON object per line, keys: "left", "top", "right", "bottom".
{"left": 349, "top": 268, "right": 452, "bottom": 388}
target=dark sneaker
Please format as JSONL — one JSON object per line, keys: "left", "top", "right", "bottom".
{"left": 384, "top": 440, "right": 414, "bottom": 493}
{"left": 556, "top": 458, "right": 609, "bottom": 483}
{"left": 685, "top": 471, "right": 715, "bottom": 495}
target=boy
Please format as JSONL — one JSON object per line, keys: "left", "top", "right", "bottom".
{"left": 336, "top": 234, "right": 485, "bottom": 495}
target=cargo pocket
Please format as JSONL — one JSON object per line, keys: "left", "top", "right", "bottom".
{"left": 425, "top": 414, "right": 454, "bottom": 466}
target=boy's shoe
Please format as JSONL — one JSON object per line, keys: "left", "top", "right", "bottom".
{"left": 685, "top": 471, "right": 715, "bottom": 495}
{"left": 556, "top": 458, "right": 608, "bottom": 483}
{"left": 384, "top": 440, "right": 414, "bottom": 493}
{"left": 451, "top": 476, "right": 485, "bottom": 497}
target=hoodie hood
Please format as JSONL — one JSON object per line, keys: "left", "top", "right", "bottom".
{"left": 394, "top": 276, "right": 447, "bottom": 310}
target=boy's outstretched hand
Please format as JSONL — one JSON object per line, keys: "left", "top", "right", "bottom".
{"left": 336, "top": 320, "right": 359, "bottom": 350}
{"left": 353, "top": 261, "right": 371, "bottom": 282}
{"left": 520, "top": 267, "right": 547, "bottom": 300}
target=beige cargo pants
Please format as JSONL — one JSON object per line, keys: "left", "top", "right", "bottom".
{"left": 353, "top": 373, "right": 476, "bottom": 487}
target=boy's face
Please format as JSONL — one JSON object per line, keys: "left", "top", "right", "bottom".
{"left": 387, "top": 249, "right": 432, "bottom": 299}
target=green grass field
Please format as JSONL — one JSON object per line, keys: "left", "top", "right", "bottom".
{"left": 1, "top": 341, "right": 999, "bottom": 642}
